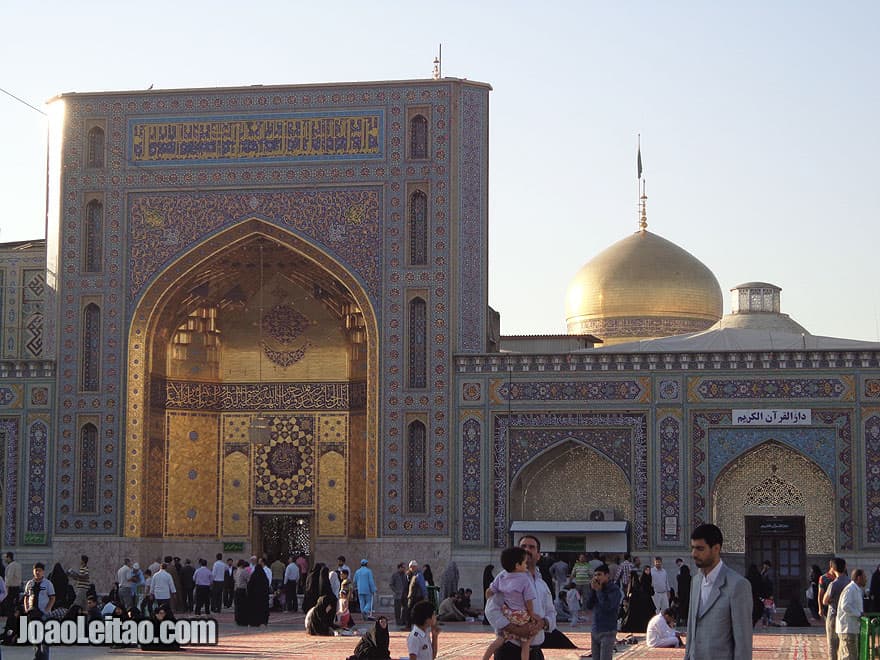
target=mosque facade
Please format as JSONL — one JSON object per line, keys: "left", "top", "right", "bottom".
{"left": 2, "top": 78, "right": 880, "bottom": 600}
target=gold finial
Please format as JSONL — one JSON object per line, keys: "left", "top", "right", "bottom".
{"left": 432, "top": 44, "right": 442, "bottom": 80}
{"left": 637, "top": 135, "right": 647, "bottom": 231}
{"left": 639, "top": 180, "right": 648, "bottom": 231}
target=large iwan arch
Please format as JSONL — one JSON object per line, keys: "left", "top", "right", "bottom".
{"left": 123, "top": 218, "right": 379, "bottom": 547}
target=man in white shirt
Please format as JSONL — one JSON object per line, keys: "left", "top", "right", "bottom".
{"left": 485, "top": 534, "right": 556, "bottom": 659}
{"left": 3, "top": 552, "right": 21, "bottom": 617}
{"left": 283, "top": 556, "right": 300, "bottom": 612}
{"left": 116, "top": 558, "right": 133, "bottom": 609}
{"left": 150, "top": 563, "right": 177, "bottom": 609}
{"left": 646, "top": 608, "right": 683, "bottom": 648}
{"left": 193, "top": 558, "right": 213, "bottom": 615}
{"left": 211, "top": 553, "right": 226, "bottom": 612}
{"left": 837, "top": 568, "right": 867, "bottom": 660}
{"left": 650, "top": 557, "right": 674, "bottom": 613}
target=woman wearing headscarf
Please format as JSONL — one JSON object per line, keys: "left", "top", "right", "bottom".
{"left": 140, "top": 603, "right": 180, "bottom": 651}
{"left": 746, "top": 564, "right": 765, "bottom": 626}
{"left": 49, "top": 562, "right": 71, "bottom": 608}
{"left": 871, "top": 564, "right": 880, "bottom": 614}
{"left": 302, "top": 562, "right": 323, "bottom": 613}
{"left": 318, "top": 563, "right": 338, "bottom": 608}
{"left": 620, "top": 569, "right": 654, "bottom": 633}
{"left": 245, "top": 561, "right": 270, "bottom": 627}
{"left": 233, "top": 560, "right": 249, "bottom": 626}
{"left": 676, "top": 564, "right": 692, "bottom": 625}
{"left": 440, "top": 562, "right": 459, "bottom": 600}
{"left": 305, "top": 594, "right": 340, "bottom": 636}
{"left": 347, "top": 615, "right": 391, "bottom": 659}
{"left": 422, "top": 564, "right": 434, "bottom": 587}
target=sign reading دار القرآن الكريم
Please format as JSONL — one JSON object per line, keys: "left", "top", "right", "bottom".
{"left": 731, "top": 409, "right": 811, "bottom": 426}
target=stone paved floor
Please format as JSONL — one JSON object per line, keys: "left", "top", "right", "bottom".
{"left": 0, "top": 610, "right": 828, "bottom": 659}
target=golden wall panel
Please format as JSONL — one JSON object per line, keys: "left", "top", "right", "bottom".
{"left": 222, "top": 413, "right": 251, "bottom": 442}
{"left": 222, "top": 451, "right": 250, "bottom": 538}
{"left": 712, "top": 442, "right": 834, "bottom": 554}
{"left": 165, "top": 412, "right": 220, "bottom": 536}
{"left": 216, "top": 279, "right": 350, "bottom": 383}
{"left": 318, "top": 451, "right": 347, "bottom": 536}
{"left": 318, "top": 413, "right": 348, "bottom": 443}
{"left": 349, "top": 412, "right": 366, "bottom": 538}
{"left": 510, "top": 443, "right": 633, "bottom": 523}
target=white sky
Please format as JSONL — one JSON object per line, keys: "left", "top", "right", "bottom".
{"left": 1, "top": 1, "right": 878, "bottom": 340}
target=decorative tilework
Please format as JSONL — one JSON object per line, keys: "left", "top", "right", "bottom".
{"left": 457, "top": 86, "right": 487, "bottom": 352}
{"left": 0, "top": 385, "right": 22, "bottom": 408}
{"left": 461, "top": 417, "right": 481, "bottom": 542}
{"left": 657, "top": 379, "right": 681, "bottom": 401}
{"left": 128, "top": 188, "right": 382, "bottom": 303}
{"left": 490, "top": 379, "right": 649, "bottom": 404}
{"left": 0, "top": 417, "right": 18, "bottom": 545}
{"left": 492, "top": 412, "right": 648, "bottom": 549}
{"left": 26, "top": 418, "right": 49, "bottom": 539}
{"left": 461, "top": 382, "right": 481, "bottom": 402}
{"left": 691, "top": 409, "right": 853, "bottom": 550}
{"left": 690, "top": 376, "right": 854, "bottom": 401}
{"left": 253, "top": 415, "right": 315, "bottom": 506}
{"left": 866, "top": 380, "right": 880, "bottom": 399}
{"left": 30, "top": 387, "right": 49, "bottom": 407}
{"left": 657, "top": 412, "right": 682, "bottom": 543}
{"left": 864, "top": 413, "right": 880, "bottom": 544}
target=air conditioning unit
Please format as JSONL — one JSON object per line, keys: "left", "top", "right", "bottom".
{"left": 589, "top": 508, "right": 616, "bottom": 521}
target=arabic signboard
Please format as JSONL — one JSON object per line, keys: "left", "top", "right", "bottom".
{"left": 732, "top": 409, "right": 811, "bottom": 425}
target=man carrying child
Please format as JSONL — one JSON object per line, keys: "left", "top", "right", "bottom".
{"left": 485, "top": 535, "right": 556, "bottom": 660}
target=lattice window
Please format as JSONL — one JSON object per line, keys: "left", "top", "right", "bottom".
{"left": 87, "top": 127, "right": 105, "bottom": 168}
{"left": 84, "top": 200, "right": 103, "bottom": 273}
{"left": 406, "top": 421, "right": 427, "bottom": 514}
{"left": 408, "top": 297, "right": 427, "bottom": 388}
{"left": 409, "top": 191, "right": 428, "bottom": 266}
{"left": 745, "top": 473, "right": 805, "bottom": 507}
{"left": 81, "top": 303, "right": 100, "bottom": 391}
{"left": 410, "top": 115, "right": 428, "bottom": 159}
{"left": 78, "top": 423, "right": 98, "bottom": 513}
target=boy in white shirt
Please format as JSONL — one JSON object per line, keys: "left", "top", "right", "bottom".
{"left": 408, "top": 599, "right": 440, "bottom": 660}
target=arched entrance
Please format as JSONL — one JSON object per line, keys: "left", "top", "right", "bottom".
{"left": 124, "top": 219, "right": 378, "bottom": 546}
{"left": 712, "top": 441, "right": 834, "bottom": 601}
{"left": 510, "top": 441, "right": 633, "bottom": 551}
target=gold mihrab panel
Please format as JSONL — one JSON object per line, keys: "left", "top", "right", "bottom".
{"left": 165, "top": 412, "right": 220, "bottom": 536}
{"left": 712, "top": 442, "right": 834, "bottom": 554}
{"left": 222, "top": 451, "right": 250, "bottom": 538}
{"left": 510, "top": 443, "right": 633, "bottom": 523}
{"left": 318, "top": 451, "right": 346, "bottom": 537}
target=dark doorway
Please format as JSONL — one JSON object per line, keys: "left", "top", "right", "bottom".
{"left": 745, "top": 516, "right": 806, "bottom": 604}
{"left": 254, "top": 514, "right": 311, "bottom": 562}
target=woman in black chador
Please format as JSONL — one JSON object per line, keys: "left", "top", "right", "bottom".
{"left": 347, "top": 615, "right": 391, "bottom": 659}
{"left": 620, "top": 569, "right": 654, "bottom": 633}
{"left": 245, "top": 563, "right": 270, "bottom": 627}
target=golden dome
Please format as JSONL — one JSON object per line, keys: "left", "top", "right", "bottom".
{"left": 565, "top": 230, "right": 723, "bottom": 345}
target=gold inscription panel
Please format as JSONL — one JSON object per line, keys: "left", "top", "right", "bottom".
{"left": 129, "top": 112, "right": 383, "bottom": 163}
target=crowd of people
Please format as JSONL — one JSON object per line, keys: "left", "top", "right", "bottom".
{"left": 4, "top": 541, "right": 878, "bottom": 659}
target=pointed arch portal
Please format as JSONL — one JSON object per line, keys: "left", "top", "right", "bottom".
{"left": 124, "top": 219, "right": 378, "bottom": 543}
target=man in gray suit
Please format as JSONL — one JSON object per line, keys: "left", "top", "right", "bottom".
{"left": 684, "top": 524, "right": 753, "bottom": 660}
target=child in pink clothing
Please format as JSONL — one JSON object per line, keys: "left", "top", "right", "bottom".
{"left": 482, "top": 546, "right": 537, "bottom": 660}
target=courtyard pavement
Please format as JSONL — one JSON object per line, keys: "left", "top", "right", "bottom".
{"left": 0, "top": 609, "right": 827, "bottom": 659}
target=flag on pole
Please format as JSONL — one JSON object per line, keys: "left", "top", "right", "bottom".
{"left": 637, "top": 146, "right": 643, "bottom": 180}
